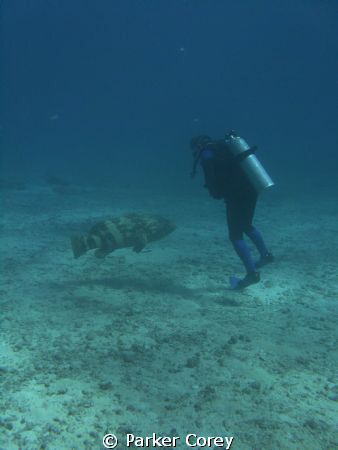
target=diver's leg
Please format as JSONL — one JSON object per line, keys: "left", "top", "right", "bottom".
{"left": 246, "top": 226, "right": 274, "bottom": 267}
{"left": 240, "top": 194, "right": 274, "bottom": 268}
{"left": 227, "top": 200, "right": 260, "bottom": 289}
{"left": 246, "top": 226, "right": 268, "bottom": 256}
{"left": 232, "top": 238, "right": 256, "bottom": 273}
{"left": 242, "top": 194, "right": 273, "bottom": 267}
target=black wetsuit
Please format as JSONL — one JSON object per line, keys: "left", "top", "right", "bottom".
{"left": 200, "top": 141, "right": 258, "bottom": 242}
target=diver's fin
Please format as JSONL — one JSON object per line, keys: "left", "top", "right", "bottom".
{"left": 229, "top": 272, "right": 260, "bottom": 290}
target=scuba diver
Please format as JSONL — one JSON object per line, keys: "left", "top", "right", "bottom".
{"left": 190, "top": 131, "right": 274, "bottom": 290}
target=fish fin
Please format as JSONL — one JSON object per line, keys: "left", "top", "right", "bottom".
{"left": 229, "top": 276, "right": 241, "bottom": 290}
{"left": 71, "top": 234, "right": 87, "bottom": 258}
{"left": 94, "top": 249, "right": 110, "bottom": 258}
{"left": 133, "top": 233, "right": 148, "bottom": 253}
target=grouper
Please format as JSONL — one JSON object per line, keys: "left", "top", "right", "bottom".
{"left": 71, "top": 213, "right": 176, "bottom": 259}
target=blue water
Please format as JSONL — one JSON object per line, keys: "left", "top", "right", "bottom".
{"left": 1, "top": 1, "right": 337, "bottom": 449}
{"left": 2, "top": 0, "right": 337, "bottom": 187}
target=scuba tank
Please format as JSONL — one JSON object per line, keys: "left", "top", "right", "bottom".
{"left": 224, "top": 131, "right": 274, "bottom": 192}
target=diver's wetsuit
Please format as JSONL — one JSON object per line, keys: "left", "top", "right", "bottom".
{"left": 200, "top": 141, "right": 257, "bottom": 241}
{"left": 199, "top": 140, "right": 272, "bottom": 288}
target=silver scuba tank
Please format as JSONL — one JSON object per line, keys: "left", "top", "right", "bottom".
{"left": 224, "top": 131, "right": 274, "bottom": 192}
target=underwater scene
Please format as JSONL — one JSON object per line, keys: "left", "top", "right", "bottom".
{"left": 1, "top": 1, "right": 337, "bottom": 449}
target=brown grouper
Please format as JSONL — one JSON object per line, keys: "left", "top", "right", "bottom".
{"left": 71, "top": 213, "right": 176, "bottom": 259}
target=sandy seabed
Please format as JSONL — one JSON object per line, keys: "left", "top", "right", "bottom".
{"left": 0, "top": 181, "right": 337, "bottom": 450}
